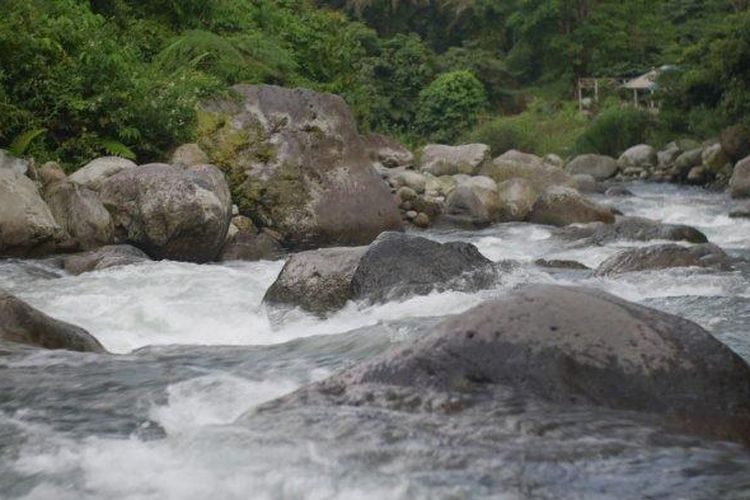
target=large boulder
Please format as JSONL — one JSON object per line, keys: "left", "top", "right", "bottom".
{"left": 671, "top": 148, "right": 703, "bottom": 181}
{"left": 0, "top": 168, "right": 68, "bottom": 257}
{"left": 720, "top": 124, "right": 750, "bottom": 163}
{"left": 99, "top": 163, "right": 232, "bottom": 262}
{"left": 220, "top": 216, "right": 285, "bottom": 262}
{"left": 291, "top": 285, "right": 750, "bottom": 445}
{"left": 528, "top": 187, "right": 615, "bottom": 227}
{"left": 565, "top": 154, "right": 619, "bottom": 180}
{"left": 388, "top": 169, "right": 426, "bottom": 194}
{"left": 363, "top": 134, "right": 414, "bottom": 169}
{"left": 618, "top": 145, "right": 657, "bottom": 170}
{"left": 480, "top": 152, "right": 574, "bottom": 192}
{"left": 595, "top": 243, "right": 732, "bottom": 276}
{"left": 44, "top": 180, "right": 113, "bottom": 250}
{"left": 496, "top": 178, "right": 537, "bottom": 222}
{"left": 419, "top": 144, "right": 490, "bottom": 176}
{"left": 69, "top": 157, "right": 137, "bottom": 191}
{"left": 729, "top": 155, "right": 750, "bottom": 199}
{"left": 198, "top": 84, "right": 402, "bottom": 249}
{"left": 264, "top": 232, "right": 498, "bottom": 315}
{"left": 0, "top": 290, "right": 105, "bottom": 352}
{"left": 554, "top": 216, "right": 708, "bottom": 245}
{"left": 62, "top": 244, "right": 151, "bottom": 275}
{"left": 445, "top": 176, "right": 498, "bottom": 223}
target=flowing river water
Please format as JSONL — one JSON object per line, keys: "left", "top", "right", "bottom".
{"left": 1, "top": 183, "right": 749, "bottom": 499}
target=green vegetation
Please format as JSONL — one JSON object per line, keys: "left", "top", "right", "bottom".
{"left": 1, "top": 0, "right": 748, "bottom": 168}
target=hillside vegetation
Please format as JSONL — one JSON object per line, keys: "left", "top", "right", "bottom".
{"left": 1, "top": 0, "right": 748, "bottom": 168}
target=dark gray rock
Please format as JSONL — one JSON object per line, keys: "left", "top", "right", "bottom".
{"left": 534, "top": 259, "right": 590, "bottom": 270}
{"left": 44, "top": 180, "right": 114, "bottom": 250}
{"left": 730, "top": 155, "right": 750, "bottom": 199}
{"left": 62, "top": 245, "right": 150, "bottom": 275}
{"left": 278, "top": 285, "right": 750, "bottom": 445}
{"left": 0, "top": 290, "right": 105, "bottom": 352}
{"left": 554, "top": 217, "right": 708, "bottom": 245}
{"left": 566, "top": 154, "right": 619, "bottom": 180}
{"left": 220, "top": 230, "right": 285, "bottom": 262}
{"left": 264, "top": 232, "right": 498, "bottom": 315}
{"left": 604, "top": 186, "right": 635, "bottom": 197}
{"left": 595, "top": 243, "right": 732, "bottom": 276}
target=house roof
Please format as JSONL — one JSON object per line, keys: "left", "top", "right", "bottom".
{"left": 623, "top": 69, "right": 659, "bottom": 90}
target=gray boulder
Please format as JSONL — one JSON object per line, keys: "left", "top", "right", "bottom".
{"left": 44, "top": 180, "right": 113, "bottom": 250}
{"left": 364, "top": 134, "right": 414, "bottom": 169}
{"left": 565, "top": 154, "right": 619, "bottom": 180}
{"left": 480, "top": 152, "right": 574, "bottom": 192}
{"left": 618, "top": 145, "right": 657, "bottom": 170}
{"left": 264, "top": 232, "right": 498, "bottom": 315}
{"left": 595, "top": 243, "right": 732, "bottom": 276}
{"left": 702, "top": 143, "right": 731, "bottom": 174}
{"left": 554, "top": 216, "right": 708, "bottom": 245}
{"left": 0, "top": 290, "right": 105, "bottom": 352}
{"left": 99, "top": 163, "right": 232, "bottom": 262}
{"left": 220, "top": 228, "right": 284, "bottom": 262}
{"left": 199, "top": 84, "right": 402, "bottom": 249}
{"left": 69, "top": 157, "right": 137, "bottom": 191}
{"left": 445, "top": 176, "right": 498, "bottom": 224}
{"left": 419, "top": 144, "right": 490, "bottom": 176}
{"left": 389, "top": 169, "right": 426, "bottom": 194}
{"left": 0, "top": 168, "right": 68, "bottom": 257}
{"left": 720, "top": 124, "right": 750, "bottom": 163}
{"left": 529, "top": 187, "right": 615, "bottom": 227}
{"left": 671, "top": 148, "right": 703, "bottom": 181}
{"left": 572, "top": 174, "right": 606, "bottom": 194}
{"left": 730, "top": 155, "right": 750, "bottom": 199}
{"left": 657, "top": 144, "right": 681, "bottom": 168}
{"left": 496, "top": 178, "right": 537, "bottom": 222}
{"left": 62, "top": 245, "right": 151, "bottom": 275}
{"left": 295, "top": 285, "right": 750, "bottom": 445}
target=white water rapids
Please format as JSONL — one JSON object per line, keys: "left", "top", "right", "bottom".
{"left": 0, "top": 183, "right": 749, "bottom": 499}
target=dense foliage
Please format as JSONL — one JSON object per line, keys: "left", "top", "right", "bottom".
{"left": 0, "top": 0, "right": 748, "bottom": 167}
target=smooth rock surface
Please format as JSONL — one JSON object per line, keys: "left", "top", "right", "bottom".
{"left": 44, "top": 180, "right": 113, "bottom": 250}
{"left": 419, "top": 144, "right": 491, "bottom": 176}
{"left": 554, "top": 217, "right": 708, "bottom": 245}
{"left": 595, "top": 243, "right": 732, "bottom": 276}
{"left": 0, "top": 168, "right": 67, "bottom": 257}
{"left": 566, "top": 154, "right": 619, "bottom": 180}
{"left": 69, "top": 157, "right": 137, "bottom": 191}
{"left": 0, "top": 290, "right": 105, "bottom": 352}
{"left": 285, "top": 285, "right": 750, "bottom": 445}
{"left": 729, "top": 155, "right": 750, "bottom": 199}
{"left": 529, "top": 187, "right": 615, "bottom": 226}
{"left": 62, "top": 244, "right": 151, "bottom": 275}
{"left": 264, "top": 232, "right": 498, "bottom": 315}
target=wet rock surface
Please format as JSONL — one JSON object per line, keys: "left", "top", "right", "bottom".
{"left": 0, "top": 290, "right": 105, "bottom": 352}
{"left": 272, "top": 284, "right": 750, "bottom": 445}
{"left": 264, "top": 232, "right": 499, "bottom": 315}
{"left": 594, "top": 243, "right": 733, "bottom": 276}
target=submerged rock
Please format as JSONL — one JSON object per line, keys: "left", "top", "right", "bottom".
{"left": 0, "top": 168, "right": 69, "bottom": 257}
{"left": 99, "top": 163, "right": 232, "bottom": 262}
{"left": 528, "top": 187, "right": 615, "bottom": 226}
{"left": 0, "top": 290, "right": 105, "bottom": 352}
{"left": 264, "top": 232, "right": 499, "bottom": 315}
{"left": 62, "top": 245, "right": 151, "bottom": 275}
{"left": 554, "top": 217, "right": 708, "bottom": 245}
{"left": 277, "top": 285, "right": 750, "bottom": 445}
{"left": 534, "top": 259, "right": 590, "bottom": 270}
{"left": 594, "top": 243, "right": 732, "bottom": 276}
{"left": 199, "top": 84, "right": 402, "bottom": 249}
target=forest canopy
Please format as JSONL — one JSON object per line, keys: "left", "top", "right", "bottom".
{"left": 0, "top": 0, "right": 748, "bottom": 168}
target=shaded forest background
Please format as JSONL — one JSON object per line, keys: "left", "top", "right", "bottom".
{"left": 1, "top": 0, "right": 749, "bottom": 168}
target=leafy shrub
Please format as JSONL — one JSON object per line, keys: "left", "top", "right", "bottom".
{"left": 464, "top": 99, "right": 587, "bottom": 157}
{"left": 574, "top": 106, "right": 664, "bottom": 157}
{"left": 416, "top": 71, "right": 487, "bottom": 143}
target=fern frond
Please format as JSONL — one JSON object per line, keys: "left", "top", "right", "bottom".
{"left": 8, "top": 128, "right": 45, "bottom": 157}
{"left": 98, "top": 139, "right": 136, "bottom": 160}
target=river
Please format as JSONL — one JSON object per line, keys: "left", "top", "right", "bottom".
{"left": 1, "top": 183, "right": 749, "bottom": 499}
